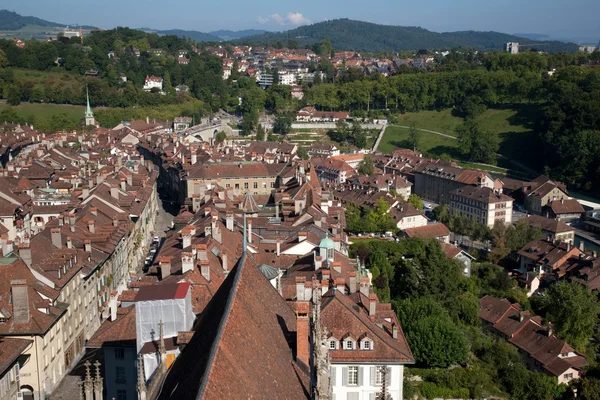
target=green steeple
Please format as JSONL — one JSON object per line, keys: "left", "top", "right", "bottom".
{"left": 85, "top": 86, "right": 93, "bottom": 118}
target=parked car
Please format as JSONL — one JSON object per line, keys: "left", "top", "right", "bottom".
{"left": 424, "top": 203, "right": 432, "bottom": 210}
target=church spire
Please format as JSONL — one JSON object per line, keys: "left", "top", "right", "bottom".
{"left": 85, "top": 85, "right": 96, "bottom": 127}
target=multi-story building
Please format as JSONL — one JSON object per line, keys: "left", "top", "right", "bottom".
{"left": 505, "top": 42, "right": 520, "bottom": 54}
{"left": 143, "top": 76, "right": 163, "bottom": 91}
{"left": 524, "top": 176, "right": 568, "bottom": 215}
{"left": 185, "top": 161, "right": 290, "bottom": 197}
{"left": 414, "top": 163, "right": 499, "bottom": 204}
{"left": 449, "top": 185, "right": 513, "bottom": 227}
{"left": 0, "top": 337, "right": 31, "bottom": 400}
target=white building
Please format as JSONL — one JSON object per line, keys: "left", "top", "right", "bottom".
{"left": 143, "top": 75, "right": 163, "bottom": 91}
{"left": 321, "top": 285, "right": 414, "bottom": 400}
{"left": 450, "top": 185, "right": 513, "bottom": 227}
{"left": 278, "top": 72, "right": 296, "bottom": 86}
{"left": 505, "top": 42, "right": 520, "bottom": 54}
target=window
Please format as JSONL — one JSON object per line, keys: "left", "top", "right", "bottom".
{"left": 115, "top": 366, "right": 126, "bottom": 383}
{"left": 117, "top": 389, "right": 127, "bottom": 400}
{"left": 362, "top": 340, "right": 372, "bottom": 350}
{"left": 115, "top": 348, "right": 125, "bottom": 360}
{"left": 329, "top": 340, "right": 337, "bottom": 350}
{"left": 375, "top": 366, "right": 387, "bottom": 386}
{"left": 347, "top": 366, "right": 359, "bottom": 386}
{"left": 563, "top": 373, "right": 573, "bottom": 380}
{"left": 253, "top": 182, "right": 258, "bottom": 189}
{"left": 270, "top": 182, "right": 275, "bottom": 188}
{"left": 235, "top": 184, "right": 240, "bottom": 189}
{"left": 345, "top": 340, "right": 354, "bottom": 350}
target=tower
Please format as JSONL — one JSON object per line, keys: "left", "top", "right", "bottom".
{"left": 85, "top": 86, "right": 97, "bottom": 127}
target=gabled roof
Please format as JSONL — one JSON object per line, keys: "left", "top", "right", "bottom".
{"left": 321, "top": 290, "right": 414, "bottom": 364}
{"left": 134, "top": 282, "right": 191, "bottom": 302}
{"left": 403, "top": 223, "right": 450, "bottom": 239}
{"left": 158, "top": 254, "right": 309, "bottom": 400}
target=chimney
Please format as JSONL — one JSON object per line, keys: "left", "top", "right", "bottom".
{"left": 58, "top": 215, "right": 64, "bottom": 226}
{"left": 82, "top": 187, "right": 90, "bottom": 199}
{"left": 84, "top": 239, "right": 92, "bottom": 253}
{"left": 182, "top": 231, "right": 192, "bottom": 249}
{"left": 298, "top": 232, "right": 307, "bottom": 242}
{"left": 196, "top": 244, "right": 208, "bottom": 261}
{"left": 204, "top": 226, "right": 211, "bottom": 237}
{"left": 191, "top": 153, "right": 197, "bottom": 165}
{"left": 127, "top": 174, "right": 133, "bottom": 187}
{"left": 159, "top": 257, "right": 172, "bottom": 280}
{"left": 369, "top": 293, "right": 377, "bottom": 316}
{"left": 11, "top": 283, "right": 30, "bottom": 324}
{"left": 221, "top": 250, "right": 228, "bottom": 273}
{"left": 66, "top": 236, "right": 73, "bottom": 249}
{"left": 248, "top": 220, "right": 252, "bottom": 243}
{"left": 120, "top": 177, "right": 126, "bottom": 191}
{"left": 51, "top": 228, "right": 62, "bottom": 248}
{"left": 547, "top": 323, "right": 553, "bottom": 337}
{"left": 392, "top": 323, "right": 398, "bottom": 339}
{"left": 18, "top": 244, "right": 32, "bottom": 267}
{"left": 110, "top": 184, "right": 119, "bottom": 200}
{"left": 336, "top": 278, "right": 346, "bottom": 294}
{"left": 90, "top": 207, "right": 97, "bottom": 216}
{"left": 579, "top": 241, "right": 585, "bottom": 252}
{"left": 295, "top": 301, "right": 310, "bottom": 368}
{"left": 276, "top": 238, "right": 281, "bottom": 256}
{"left": 113, "top": 216, "right": 119, "bottom": 227}
{"left": 97, "top": 175, "right": 104, "bottom": 185}
{"left": 200, "top": 260, "right": 210, "bottom": 281}
{"left": 205, "top": 207, "right": 211, "bottom": 217}
{"left": 321, "top": 270, "right": 331, "bottom": 287}
{"left": 226, "top": 213, "right": 234, "bottom": 231}
{"left": 213, "top": 226, "right": 222, "bottom": 244}
{"left": 296, "top": 277, "right": 306, "bottom": 301}
{"left": 88, "top": 220, "right": 95, "bottom": 234}
{"left": 181, "top": 252, "right": 194, "bottom": 274}
{"left": 360, "top": 277, "right": 370, "bottom": 297}
{"left": 69, "top": 213, "right": 76, "bottom": 228}
{"left": 348, "top": 272, "right": 357, "bottom": 294}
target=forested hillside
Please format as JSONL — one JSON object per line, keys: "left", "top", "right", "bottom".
{"left": 235, "top": 19, "right": 579, "bottom": 52}
{"left": 0, "top": 9, "right": 64, "bottom": 30}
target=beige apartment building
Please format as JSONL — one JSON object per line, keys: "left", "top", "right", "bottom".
{"left": 186, "top": 162, "right": 291, "bottom": 197}
{"left": 450, "top": 186, "right": 513, "bottom": 227}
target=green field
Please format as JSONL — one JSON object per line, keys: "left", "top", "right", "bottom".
{"left": 0, "top": 102, "right": 86, "bottom": 121}
{"left": 379, "top": 105, "right": 542, "bottom": 176}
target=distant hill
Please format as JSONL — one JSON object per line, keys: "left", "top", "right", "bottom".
{"left": 209, "top": 29, "right": 268, "bottom": 41}
{"left": 234, "top": 19, "right": 579, "bottom": 53}
{"left": 513, "top": 33, "right": 552, "bottom": 41}
{"left": 154, "top": 29, "right": 222, "bottom": 43}
{"left": 0, "top": 10, "right": 95, "bottom": 31}
{"left": 0, "top": 9, "right": 65, "bottom": 30}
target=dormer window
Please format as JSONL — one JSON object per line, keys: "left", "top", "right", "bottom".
{"left": 329, "top": 340, "right": 337, "bottom": 350}
{"left": 344, "top": 339, "right": 355, "bottom": 350}
{"left": 362, "top": 339, "right": 373, "bottom": 350}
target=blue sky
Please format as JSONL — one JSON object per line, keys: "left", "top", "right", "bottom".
{"left": 4, "top": 0, "right": 600, "bottom": 41}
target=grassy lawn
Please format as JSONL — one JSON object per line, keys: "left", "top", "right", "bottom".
{"left": 0, "top": 102, "right": 86, "bottom": 120}
{"left": 378, "top": 125, "right": 460, "bottom": 158}
{"left": 379, "top": 104, "right": 543, "bottom": 175}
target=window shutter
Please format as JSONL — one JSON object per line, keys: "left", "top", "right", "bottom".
{"left": 342, "top": 367, "right": 348, "bottom": 387}
{"left": 370, "top": 366, "right": 376, "bottom": 386}
{"left": 369, "top": 393, "right": 376, "bottom": 400}
{"left": 387, "top": 366, "right": 392, "bottom": 384}
{"left": 358, "top": 366, "right": 364, "bottom": 386}
{"left": 347, "top": 393, "right": 359, "bottom": 400}
{"left": 331, "top": 366, "right": 336, "bottom": 386}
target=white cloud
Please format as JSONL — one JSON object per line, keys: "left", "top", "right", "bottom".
{"left": 286, "top": 12, "right": 311, "bottom": 26}
{"left": 257, "top": 12, "right": 311, "bottom": 26}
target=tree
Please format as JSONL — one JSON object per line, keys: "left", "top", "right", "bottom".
{"left": 407, "top": 122, "right": 420, "bottom": 151}
{"left": 287, "top": 39, "right": 299, "bottom": 49}
{"left": 6, "top": 85, "right": 20, "bottom": 106}
{"left": 456, "top": 119, "right": 499, "bottom": 164}
{"left": 407, "top": 194, "right": 423, "bottom": 210}
{"left": 272, "top": 112, "right": 293, "bottom": 135}
{"left": 241, "top": 108, "right": 258, "bottom": 136}
{"left": 357, "top": 154, "right": 374, "bottom": 175}
{"left": 537, "top": 281, "right": 600, "bottom": 350}
{"left": 396, "top": 297, "right": 469, "bottom": 367}
{"left": 0, "top": 49, "right": 7, "bottom": 68}
{"left": 578, "top": 377, "right": 600, "bottom": 400}
{"left": 215, "top": 131, "right": 226, "bottom": 143}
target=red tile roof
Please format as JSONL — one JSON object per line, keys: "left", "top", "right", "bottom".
{"left": 134, "top": 282, "right": 191, "bottom": 302}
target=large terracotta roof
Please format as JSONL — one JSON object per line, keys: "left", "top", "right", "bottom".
{"left": 158, "top": 254, "right": 309, "bottom": 400}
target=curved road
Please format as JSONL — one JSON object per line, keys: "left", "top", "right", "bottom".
{"left": 376, "top": 125, "right": 538, "bottom": 178}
